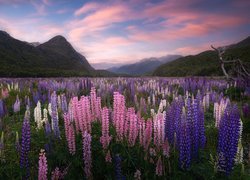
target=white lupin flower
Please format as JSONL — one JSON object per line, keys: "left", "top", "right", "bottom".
{"left": 34, "top": 101, "right": 43, "bottom": 129}
{"left": 148, "top": 96, "right": 151, "bottom": 105}
{"left": 151, "top": 109, "right": 155, "bottom": 117}
{"left": 235, "top": 120, "right": 243, "bottom": 164}
{"left": 152, "top": 94, "right": 155, "bottom": 106}
{"left": 43, "top": 108, "right": 48, "bottom": 124}
{"left": 25, "top": 105, "right": 30, "bottom": 120}
{"left": 48, "top": 103, "right": 52, "bottom": 116}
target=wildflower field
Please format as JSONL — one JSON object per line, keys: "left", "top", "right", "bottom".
{"left": 0, "top": 77, "right": 249, "bottom": 179}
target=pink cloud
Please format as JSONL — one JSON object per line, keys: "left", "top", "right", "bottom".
{"left": 68, "top": 4, "right": 131, "bottom": 42}
{"left": 74, "top": 2, "right": 101, "bottom": 16}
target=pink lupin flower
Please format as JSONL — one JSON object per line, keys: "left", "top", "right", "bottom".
{"left": 72, "top": 97, "right": 80, "bottom": 133}
{"left": 100, "top": 107, "right": 112, "bottom": 150}
{"left": 138, "top": 116, "right": 145, "bottom": 146}
{"left": 113, "top": 92, "right": 126, "bottom": 141}
{"left": 128, "top": 108, "right": 138, "bottom": 146}
{"left": 83, "top": 131, "right": 92, "bottom": 179}
{"left": 63, "top": 113, "right": 76, "bottom": 155}
{"left": 84, "top": 96, "right": 92, "bottom": 133}
{"left": 51, "top": 166, "right": 68, "bottom": 180}
{"left": 118, "top": 95, "right": 126, "bottom": 139}
{"left": 134, "top": 169, "right": 141, "bottom": 180}
{"left": 143, "top": 119, "right": 152, "bottom": 151}
{"left": 105, "top": 150, "right": 112, "bottom": 163}
{"left": 163, "top": 138, "right": 170, "bottom": 158}
{"left": 156, "top": 156, "right": 163, "bottom": 176}
{"left": 153, "top": 113, "right": 164, "bottom": 149}
{"left": 1, "top": 88, "right": 9, "bottom": 99}
{"left": 38, "top": 149, "right": 47, "bottom": 180}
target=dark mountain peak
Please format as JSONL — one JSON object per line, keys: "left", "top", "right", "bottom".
{"left": 40, "top": 35, "right": 73, "bottom": 50}
{"left": 227, "top": 36, "right": 250, "bottom": 49}
{"left": 0, "top": 31, "right": 95, "bottom": 76}
{"left": 0, "top": 30, "right": 11, "bottom": 38}
{"left": 49, "top": 35, "right": 67, "bottom": 42}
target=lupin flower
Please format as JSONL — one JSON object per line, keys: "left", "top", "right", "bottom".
{"left": 64, "top": 113, "right": 76, "bottom": 155}
{"left": 217, "top": 104, "right": 241, "bottom": 175}
{"left": 134, "top": 169, "right": 141, "bottom": 180}
{"left": 51, "top": 91, "right": 60, "bottom": 138}
{"left": 38, "top": 149, "right": 48, "bottom": 180}
{"left": 34, "top": 101, "right": 43, "bottom": 130}
{"left": 128, "top": 108, "right": 138, "bottom": 147}
{"left": 105, "top": 150, "right": 112, "bottom": 163}
{"left": 113, "top": 92, "right": 126, "bottom": 141}
{"left": 20, "top": 118, "right": 31, "bottom": 178}
{"left": 100, "top": 107, "right": 111, "bottom": 150}
{"left": 114, "top": 154, "right": 124, "bottom": 180}
{"left": 153, "top": 112, "right": 164, "bottom": 149}
{"left": 0, "top": 99, "right": 5, "bottom": 118}
{"left": 156, "top": 156, "right": 163, "bottom": 176}
{"left": 235, "top": 119, "right": 243, "bottom": 164}
{"left": 178, "top": 108, "right": 191, "bottom": 170}
{"left": 1, "top": 88, "right": 9, "bottom": 99}
{"left": 163, "top": 138, "right": 170, "bottom": 158}
{"left": 51, "top": 167, "right": 68, "bottom": 180}
{"left": 43, "top": 109, "right": 51, "bottom": 136}
{"left": 143, "top": 119, "right": 152, "bottom": 151}
{"left": 83, "top": 131, "right": 92, "bottom": 179}
{"left": 13, "top": 95, "right": 20, "bottom": 113}
{"left": 61, "top": 94, "right": 68, "bottom": 113}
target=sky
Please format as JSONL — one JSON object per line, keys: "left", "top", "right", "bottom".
{"left": 0, "top": 0, "right": 250, "bottom": 68}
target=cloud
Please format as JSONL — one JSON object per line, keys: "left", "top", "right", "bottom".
{"left": 68, "top": 4, "right": 131, "bottom": 41}
{"left": 74, "top": 2, "right": 100, "bottom": 16}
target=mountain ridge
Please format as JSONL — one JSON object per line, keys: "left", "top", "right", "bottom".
{"left": 108, "top": 55, "right": 182, "bottom": 76}
{"left": 153, "top": 36, "right": 250, "bottom": 77}
{"left": 0, "top": 30, "right": 95, "bottom": 77}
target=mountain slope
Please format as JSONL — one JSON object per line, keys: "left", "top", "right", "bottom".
{"left": 0, "top": 31, "right": 94, "bottom": 77}
{"left": 153, "top": 37, "right": 250, "bottom": 77}
{"left": 108, "top": 55, "right": 181, "bottom": 76}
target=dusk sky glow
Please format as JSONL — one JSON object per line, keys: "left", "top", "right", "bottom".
{"left": 0, "top": 0, "right": 249, "bottom": 65}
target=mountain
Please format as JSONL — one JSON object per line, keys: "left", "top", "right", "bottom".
{"left": 108, "top": 55, "right": 181, "bottom": 76}
{"left": 0, "top": 30, "right": 94, "bottom": 77}
{"left": 153, "top": 37, "right": 250, "bottom": 77}
{"left": 91, "top": 62, "right": 125, "bottom": 70}
{"left": 29, "top": 42, "right": 40, "bottom": 47}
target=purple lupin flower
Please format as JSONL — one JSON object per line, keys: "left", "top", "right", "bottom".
{"left": 114, "top": 154, "right": 125, "bottom": 180}
{"left": 20, "top": 118, "right": 31, "bottom": 179}
{"left": 198, "top": 104, "right": 206, "bottom": 149}
{"left": 192, "top": 98, "right": 199, "bottom": 159}
{"left": 0, "top": 99, "right": 5, "bottom": 118}
{"left": 51, "top": 91, "right": 60, "bottom": 138}
{"left": 83, "top": 131, "right": 92, "bottom": 179}
{"left": 61, "top": 94, "right": 68, "bottom": 113}
{"left": 13, "top": 96, "right": 20, "bottom": 113}
{"left": 217, "top": 104, "right": 241, "bottom": 175}
{"left": 178, "top": 108, "right": 191, "bottom": 170}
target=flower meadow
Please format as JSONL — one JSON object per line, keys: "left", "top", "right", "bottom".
{"left": 0, "top": 77, "right": 249, "bottom": 179}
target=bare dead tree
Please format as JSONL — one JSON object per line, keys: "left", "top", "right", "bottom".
{"left": 211, "top": 45, "right": 250, "bottom": 82}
